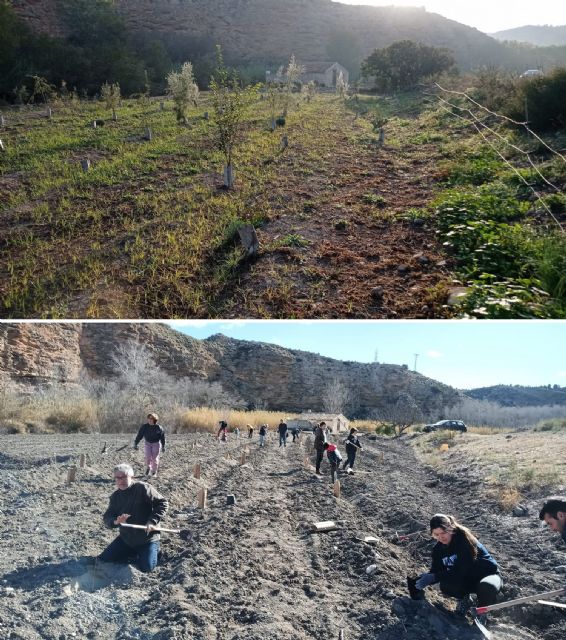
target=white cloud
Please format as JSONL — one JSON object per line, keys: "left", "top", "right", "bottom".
{"left": 557, "top": 371, "right": 566, "bottom": 378}
{"left": 426, "top": 350, "right": 443, "bottom": 358}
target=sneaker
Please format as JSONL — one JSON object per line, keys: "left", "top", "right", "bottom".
{"left": 455, "top": 595, "right": 472, "bottom": 616}
{"left": 145, "top": 467, "right": 150, "bottom": 476}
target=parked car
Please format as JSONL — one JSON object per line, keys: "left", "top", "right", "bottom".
{"left": 423, "top": 420, "right": 467, "bottom": 433}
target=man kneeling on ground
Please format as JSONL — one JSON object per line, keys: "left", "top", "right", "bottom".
{"left": 99, "top": 463, "right": 169, "bottom": 573}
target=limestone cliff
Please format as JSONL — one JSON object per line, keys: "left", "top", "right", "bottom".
{"left": 0, "top": 323, "right": 461, "bottom": 417}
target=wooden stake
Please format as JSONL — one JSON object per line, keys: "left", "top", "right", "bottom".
{"left": 333, "top": 480, "right": 341, "bottom": 498}
{"left": 240, "top": 452, "right": 246, "bottom": 465}
{"left": 193, "top": 462, "right": 201, "bottom": 479}
{"left": 79, "top": 454, "right": 86, "bottom": 468}
{"left": 304, "top": 456, "right": 310, "bottom": 469}
{"left": 66, "top": 466, "right": 77, "bottom": 483}
{"left": 197, "top": 488, "right": 207, "bottom": 510}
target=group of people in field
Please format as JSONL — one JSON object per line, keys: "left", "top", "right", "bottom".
{"left": 96, "top": 412, "right": 566, "bottom": 631}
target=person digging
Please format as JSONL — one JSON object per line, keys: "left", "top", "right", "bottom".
{"left": 134, "top": 412, "right": 166, "bottom": 477}
{"left": 323, "top": 441, "right": 343, "bottom": 484}
{"left": 98, "top": 463, "right": 169, "bottom": 573}
{"left": 342, "top": 427, "right": 363, "bottom": 473}
{"left": 539, "top": 498, "right": 566, "bottom": 545}
{"left": 410, "top": 514, "right": 502, "bottom": 627}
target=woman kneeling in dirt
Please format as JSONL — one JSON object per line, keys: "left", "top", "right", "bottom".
{"left": 414, "top": 513, "right": 502, "bottom": 621}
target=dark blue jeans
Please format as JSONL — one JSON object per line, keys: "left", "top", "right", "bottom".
{"left": 99, "top": 536, "right": 160, "bottom": 573}
{"left": 343, "top": 450, "right": 357, "bottom": 469}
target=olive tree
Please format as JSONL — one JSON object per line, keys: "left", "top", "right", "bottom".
{"left": 209, "top": 46, "right": 258, "bottom": 188}
{"left": 166, "top": 61, "right": 199, "bottom": 124}
{"left": 101, "top": 81, "right": 121, "bottom": 120}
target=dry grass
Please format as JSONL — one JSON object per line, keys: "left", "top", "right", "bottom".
{"left": 412, "top": 429, "right": 566, "bottom": 509}
{"left": 171, "top": 407, "right": 295, "bottom": 434}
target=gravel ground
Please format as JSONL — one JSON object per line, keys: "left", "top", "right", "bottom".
{"left": 1, "top": 431, "right": 564, "bottom": 639}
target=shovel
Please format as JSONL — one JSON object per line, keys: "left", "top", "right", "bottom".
{"left": 470, "top": 587, "right": 565, "bottom": 617}
{"left": 120, "top": 523, "right": 192, "bottom": 541}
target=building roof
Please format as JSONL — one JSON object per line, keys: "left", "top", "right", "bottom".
{"left": 296, "top": 412, "right": 348, "bottom": 421}
{"left": 301, "top": 61, "right": 344, "bottom": 73}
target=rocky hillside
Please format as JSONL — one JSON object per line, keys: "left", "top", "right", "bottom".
{"left": 9, "top": 0, "right": 508, "bottom": 69}
{"left": 0, "top": 323, "right": 461, "bottom": 417}
{"left": 466, "top": 384, "right": 566, "bottom": 407}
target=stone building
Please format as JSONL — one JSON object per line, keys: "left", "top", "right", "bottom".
{"left": 266, "top": 62, "right": 349, "bottom": 88}
{"left": 287, "top": 412, "right": 349, "bottom": 433}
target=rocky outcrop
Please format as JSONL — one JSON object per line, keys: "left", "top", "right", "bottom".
{"left": 0, "top": 323, "right": 461, "bottom": 417}
{"left": 9, "top": 0, "right": 505, "bottom": 69}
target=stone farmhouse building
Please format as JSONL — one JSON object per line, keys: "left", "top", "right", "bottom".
{"left": 287, "top": 412, "right": 350, "bottom": 433}
{"left": 266, "top": 61, "right": 349, "bottom": 88}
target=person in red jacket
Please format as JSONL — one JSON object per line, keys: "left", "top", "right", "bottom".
{"left": 323, "top": 441, "right": 343, "bottom": 483}
{"left": 134, "top": 413, "right": 166, "bottom": 477}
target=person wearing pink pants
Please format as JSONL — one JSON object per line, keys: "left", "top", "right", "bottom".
{"left": 134, "top": 413, "right": 166, "bottom": 477}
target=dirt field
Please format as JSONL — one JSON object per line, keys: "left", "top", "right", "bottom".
{"left": 1, "top": 431, "right": 565, "bottom": 640}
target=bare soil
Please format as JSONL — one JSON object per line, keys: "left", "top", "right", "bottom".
{"left": 1, "top": 432, "right": 564, "bottom": 639}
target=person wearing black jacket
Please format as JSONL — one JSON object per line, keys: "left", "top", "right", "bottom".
{"left": 278, "top": 419, "right": 288, "bottom": 447}
{"left": 414, "top": 513, "right": 501, "bottom": 620}
{"left": 99, "top": 463, "right": 169, "bottom": 572}
{"left": 539, "top": 498, "right": 566, "bottom": 544}
{"left": 342, "top": 427, "right": 363, "bottom": 472}
{"left": 134, "top": 413, "right": 166, "bottom": 477}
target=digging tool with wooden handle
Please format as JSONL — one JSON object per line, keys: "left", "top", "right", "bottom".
{"left": 471, "top": 587, "right": 565, "bottom": 616}
{"left": 120, "top": 522, "right": 192, "bottom": 541}
{"left": 120, "top": 523, "right": 180, "bottom": 533}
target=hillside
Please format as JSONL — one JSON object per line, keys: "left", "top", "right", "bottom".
{"left": 491, "top": 25, "right": 566, "bottom": 47}
{"left": 466, "top": 384, "right": 566, "bottom": 407}
{"left": 0, "top": 323, "right": 461, "bottom": 417}
{"left": 7, "top": 0, "right": 521, "bottom": 70}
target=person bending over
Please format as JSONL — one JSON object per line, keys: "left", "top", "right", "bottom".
{"left": 414, "top": 513, "right": 502, "bottom": 623}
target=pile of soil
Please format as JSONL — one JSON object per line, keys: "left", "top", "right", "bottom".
{"left": 0, "top": 432, "right": 564, "bottom": 639}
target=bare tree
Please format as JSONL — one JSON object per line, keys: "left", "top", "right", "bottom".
{"left": 381, "top": 392, "right": 424, "bottom": 436}
{"left": 322, "top": 378, "right": 351, "bottom": 414}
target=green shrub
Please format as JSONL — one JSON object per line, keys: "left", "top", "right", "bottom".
{"left": 507, "top": 67, "right": 566, "bottom": 132}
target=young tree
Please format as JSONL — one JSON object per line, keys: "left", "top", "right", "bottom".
{"left": 335, "top": 70, "right": 348, "bottom": 98}
{"left": 166, "top": 61, "right": 199, "bottom": 123}
{"left": 209, "top": 46, "right": 258, "bottom": 188}
{"left": 101, "top": 81, "right": 121, "bottom": 120}
{"left": 282, "top": 54, "right": 305, "bottom": 117}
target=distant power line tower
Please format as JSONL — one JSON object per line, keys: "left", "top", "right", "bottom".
{"left": 413, "top": 353, "right": 419, "bottom": 372}
{"left": 373, "top": 348, "right": 379, "bottom": 363}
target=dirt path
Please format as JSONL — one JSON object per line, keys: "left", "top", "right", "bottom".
{"left": 215, "top": 109, "right": 452, "bottom": 319}
{"left": 1, "top": 433, "right": 562, "bottom": 639}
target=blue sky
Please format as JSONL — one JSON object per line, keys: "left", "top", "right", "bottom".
{"left": 165, "top": 320, "right": 566, "bottom": 390}
{"left": 334, "top": 1, "right": 566, "bottom": 33}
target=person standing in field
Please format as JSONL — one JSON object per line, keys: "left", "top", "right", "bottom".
{"left": 314, "top": 421, "right": 328, "bottom": 475}
{"left": 342, "top": 427, "right": 363, "bottom": 473}
{"left": 134, "top": 413, "right": 165, "bottom": 477}
{"left": 278, "top": 419, "right": 288, "bottom": 447}
{"left": 248, "top": 424, "right": 254, "bottom": 439}
{"left": 99, "top": 463, "right": 168, "bottom": 573}
{"left": 259, "top": 424, "right": 267, "bottom": 447}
